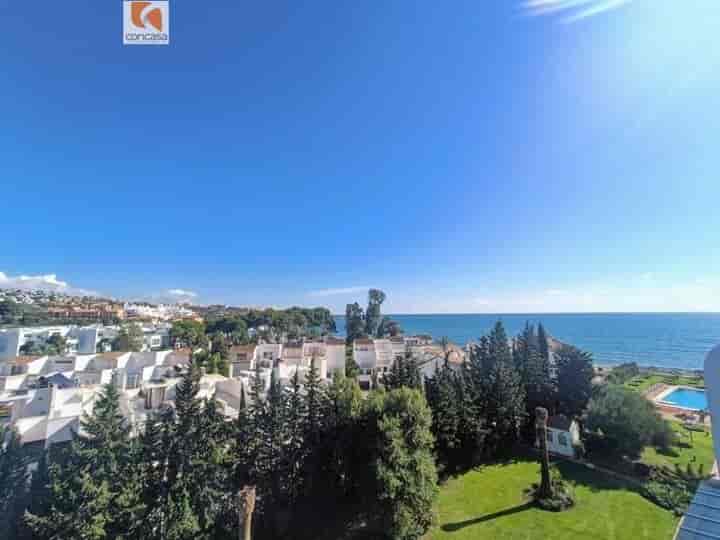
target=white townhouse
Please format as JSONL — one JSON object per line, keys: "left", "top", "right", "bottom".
{"left": 351, "top": 337, "right": 467, "bottom": 388}
{"left": 323, "top": 337, "right": 346, "bottom": 377}
{"left": 2, "top": 379, "right": 98, "bottom": 447}
{"left": 0, "top": 326, "right": 105, "bottom": 360}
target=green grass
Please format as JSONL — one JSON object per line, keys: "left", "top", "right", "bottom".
{"left": 625, "top": 373, "right": 705, "bottom": 393}
{"left": 641, "top": 421, "right": 714, "bottom": 472}
{"left": 425, "top": 459, "right": 678, "bottom": 540}
{"left": 624, "top": 375, "right": 665, "bottom": 393}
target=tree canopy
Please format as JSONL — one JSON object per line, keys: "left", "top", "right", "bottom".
{"left": 586, "top": 384, "right": 675, "bottom": 458}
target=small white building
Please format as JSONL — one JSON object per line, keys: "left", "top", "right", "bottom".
{"left": 544, "top": 415, "right": 581, "bottom": 458}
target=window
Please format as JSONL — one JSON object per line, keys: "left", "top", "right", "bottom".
{"left": 558, "top": 433, "right": 568, "bottom": 446}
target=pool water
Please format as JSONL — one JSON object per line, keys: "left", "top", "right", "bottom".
{"left": 661, "top": 388, "right": 707, "bottom": 410}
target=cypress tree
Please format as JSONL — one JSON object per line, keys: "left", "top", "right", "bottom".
{"left": 383, "top": 355, "right": 404, "bottom": 390}
{"left": 425, "top": 358, "right": 460, "bottom": 471}
{"left": 455, "top": 360, "right": 482, "bottom": 468}
{"left": 537, "top": 323, "right": 551, "bottom": 373}
{"left": 304, "top": 356, "right": 325, "bottom": 445}
{"left": 285, "top": 370, "right": 307, "bottom": 503}
{"left": 301, "top": 356, "right": 328, "bottom": 498}
{"left": 485, "top": 322, "right": 526, "bottom": 454}
{"left": 362, "top": 388, "right": 438, "bottom": 540}
{"left": 556, "top": 346, "right": 594, "bottom": 417}
{"left": 191, "top": 398, "right": 234, "bottom": 536}
{"left": 253, "top": 369, "right": 290, "bottom": 520}
{"left": 516, "top": 323, "right": 555, "bottom": 441}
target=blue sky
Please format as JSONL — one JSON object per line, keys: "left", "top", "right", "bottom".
{"left": 1, "top": 0, "right": 720, "bottom": 313}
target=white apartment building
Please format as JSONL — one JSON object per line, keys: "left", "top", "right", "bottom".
{"left": 123, "top": 303, "right": 195, "bottom": 321}
{"left": 0, "top": 326, "right": 105, "bottom": 360}
{"left": 352, "top": 336, "right": 467, "bottom": 387}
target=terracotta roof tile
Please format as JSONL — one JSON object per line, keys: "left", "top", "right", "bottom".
{"left": 12, "top": 356, "right": 43, "bottom": 365}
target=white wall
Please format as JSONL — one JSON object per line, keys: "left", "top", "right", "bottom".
{"left": 546, "top": 427, "right": 574, "bottom": 457}
{"left": 73, "top": 328, "right": 99, "bottom": 354}
{"left": 354, "top": 343, "right": 376, "bottom": 370}
{"left": 705, "top": 344, "right": 720, "bottom": 467}
{"left": 45, "top": 416, "right": 79, "bottom": 446}
{"left": 15, "top": 416, "right": 47, "bottom": 444}
{"left": 0, "top": 329, "right": 22, "bottom": 360}
{"left": 325, "top": 344, "right": 346, "bottom": 376}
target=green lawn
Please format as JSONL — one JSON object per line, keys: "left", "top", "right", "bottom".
{"left": 641, "top": 421, "right": 714, "bottom": 472}
{"left": 425, "top": 460, "right": 678, "bottom": 540}
{"left": 625, "top": 373, "right": 705, "bottom": 393}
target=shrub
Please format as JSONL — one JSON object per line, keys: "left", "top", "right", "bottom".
{"left": 586, "top": 385, "right": 674, "bottom": 458}
{"left": 642, "top": 466, "right": 699, "bottom": 515}
{"left": 651, "top": 420, "right": 677, "bottom": 451}
{"left": 606, "top": 363, "right": 640, "bottom": 384}
{"left": 527, "top": 466, "right": 576, "bottom": 512}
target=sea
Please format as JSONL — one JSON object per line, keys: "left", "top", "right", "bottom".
{"left": 333, "top": 313, "right": 720, "bottom": 371}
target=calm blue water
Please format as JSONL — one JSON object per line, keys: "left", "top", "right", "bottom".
{"left": 334, "top": 313, "right": 720, "bottom": 370}
{"left": 661, "top": 388, "right": 708, "bottom": 410}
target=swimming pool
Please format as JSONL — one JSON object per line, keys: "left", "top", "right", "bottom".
{"left": 659, "top": 387, "right": 707, "bottom": 411}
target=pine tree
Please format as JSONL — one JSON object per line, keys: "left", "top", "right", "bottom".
{"left": 263, "top": 371, "right": 290, "bottom": 505}
{"left": 324, "top": 371, "right": 362, "bottom": 495}
{"left": 243, "top": 362, "right": 267, "bottom": 487}
{"left": 515, "top": 323, "right": 555, "bottom": 442}
{"left": 485, "top": 322, "right": 526, "bottom": 454}
{"left": 163, "top": 486, "right": 201, "bottom": 540}
{"left": 385, "top": 350, "right": 423, "bottom": 391}
{"left": 383, "top": 355, "right": 404, "bottom": 390}
{"left": 137, "top": 414, "right": 165, "bottom": 539}
{"left": 25, "top": 450, "right": 52, "bottom": 529}
{"left": 364, "top": 289, "right": 386, "bottom": 337}
{"left": 301, "top": 356, "right": 328, "bottom": 498}
{"left": 285, "top": 370, "right": 307, "bottom": 503}
{"left": 468, "top": 335, "right": 492, "bottom": 417}
{"left": 425, "top": 358, "right": 460, "bottom": 471}
{"left": 556, "top": 346, "right": 594, "bottom": 417}
{"left": 234, "top": 383, "right": 251, "bottom": 491}
{"left": 403, "top": 351, "right": 423, "bottom": 391}
{"left": 345, "top": 302, "right": 366, "bottom": 345}
{"left": 362, "top": 388, "right": 438, "bottom": 540}
{"left": 191, "top": 398, "right": 234, "bottom": 537}
{"left": 537, "top": 323, "right": 551, "bottom": 373}
{"left": 304, "top": 356, "right": 325, "bottom": 446}
{"left": 26, "top": 384, "right": 145, "bottom": 539}
{"left": 455, "top": 360, "right": 482, "bottom": 468}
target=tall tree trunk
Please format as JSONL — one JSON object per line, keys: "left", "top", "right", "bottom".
{"left": 238, "top": 486, "right": 256, "bottom": 540}
{"left": 535, "top": 407, "right": 552, "bottom": 499}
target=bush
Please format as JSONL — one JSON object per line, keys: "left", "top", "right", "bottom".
{"left": 527, "top": 466, "right": 576, "bottom": 512}
{"left": 583, "top": 431, "right": 616, "bottom": 458}
{"left": 651, "top": 420, "right": 677, "bottom": 451}
{"left": 641, "top": 466, "right": 698, "bottom": 515}
{"left": 586, "top": 385, "right": 674, "bottom": 458}
{"left": 607, "top": 363, "right": 640, "bottom": 385}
